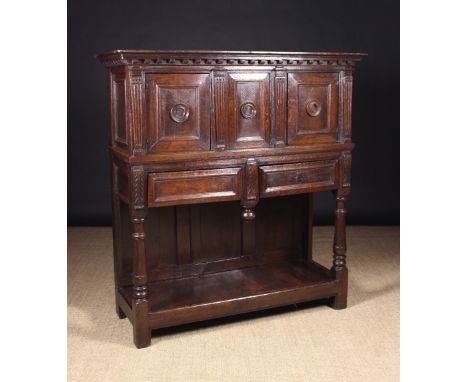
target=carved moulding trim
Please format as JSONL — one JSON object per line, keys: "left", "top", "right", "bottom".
{"left": 99, "top": 54, "right": 360, "bottom": 68}
{"left": 274, "top": 70, "right": 287, "bottom": 147}
{"left": 341, "top": 151, "right": 352, "bottom": 189}
{"left": 214, "top": 71, "right": 227, "bottom": 149}
{"left": 241, "top": 158, "right": 259, "bottom": 221}
{"left": 128, "top": 68, "right": 145, "bottom": 153}
{"left": 130, "top": 165, "right": 146, "bottom": 212}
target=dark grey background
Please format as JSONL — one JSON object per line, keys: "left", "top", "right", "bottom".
{"left": 68, "top": 0, "right": 399, "bottom": 226}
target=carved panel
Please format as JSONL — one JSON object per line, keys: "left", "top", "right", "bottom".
{"left": 131, "top": 166, "right": 146, "bottom": 211}
{"left": 213, "top": 71, "right": 227, "bottom": 149}
{"left": 147, "top": 73, "right": 211, "bottom": 152}
{"left": 226, "top": 72, "right": 271, "bottom": 149}
{"left": 341, "top": 151, "right": 352, "bottom": 188}
{"left": 112, "top": 74, "right": 128, "bottom": 149}
{"left": 241, "top": 158, "right": 259, "bottom": 222}
{"left": 274, "top": 70, "right": 287, "bottom": 147}
{"left": 242, "top": 159, "right": 259, "bottom": 205}
{"left": 339, "top": 71, "right": 353, "bottom": 143}
{"left": 128, "top": 68, "right": 145, "bottom": 154}
{"left": 287, "top": 72, "right": 338, "bottom": 145}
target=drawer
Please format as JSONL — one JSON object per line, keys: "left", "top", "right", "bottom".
{"left": 287, "top": 72, "right": 339, "bottom": 145}
{"left": 259, "top": 161, "right": 338, "bottom": 197}
{"left": 148, "top": 168, "right": 243, "bottom": 207}
{"left": 146, "top": 73, "right": 211, "bottom": 152}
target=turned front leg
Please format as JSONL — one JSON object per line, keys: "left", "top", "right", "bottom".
{"left": 329, "top": 151, "right": 352, "bottom": 309}
{"left": 110, "top": 160, "right": 126, "bottom": 319}
{"left": 131, "top": 217, "right": 151, "bottom": 348}
{"left": 130, "top": 166, "right": 151, "bottom": 348}
{"left": 329, "top": 193, "right": 348, "bottom": 309}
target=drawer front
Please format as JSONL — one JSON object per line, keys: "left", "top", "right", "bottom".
{"left": 146, "top": 73, "right": 211, "bottom": 152}
{"left": 226, "top": 71, "right": 271, "bottom": 149}
{"left": 148, "top": 168, "right": 243, "bottom": 207}
{"left": 259, "top": 161, "right": 338, "bottom": 197}
{"left": 287, "top": 72, "right": 339, "bottom": 145}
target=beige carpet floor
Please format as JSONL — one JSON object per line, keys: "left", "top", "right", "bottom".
{"left": 68, "top": 226, "right": 399, "bottom": 382}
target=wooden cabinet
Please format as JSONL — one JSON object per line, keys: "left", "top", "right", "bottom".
{"left": 98, "top": 50, "right": 365, "bottom": 348}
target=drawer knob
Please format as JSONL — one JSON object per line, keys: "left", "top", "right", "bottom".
{"left": 306, "top": 99, "right": 321, "bottom": 117}
{"left": 294, "top": 172, "right": 304, "bottom": 182}
{"left": 240, "top": 102, "right": 257, "bottom": 119}
{"left": 170, "top": 103, "right": 190, "bottom": 123}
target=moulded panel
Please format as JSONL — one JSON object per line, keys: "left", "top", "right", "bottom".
{"left": 226, "top": 72, "right": 271, "bottom": 149}
{"left": 287, "top": 72, "right": 339, "bottom": 145}
{"left": 147, "top": 73, "right": 211, "bottom": 152}
{"left": 112, "top": 75, "right": 128, "bottom": 149}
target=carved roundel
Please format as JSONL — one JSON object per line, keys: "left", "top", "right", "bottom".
{"left": 170, "top": 103, "right": 190, "bottom": 123}
{"left": 306, "top": 99, "right": 322, "bottom": 117}
{"left": 240, "top": 102, "right": 257, "bottom": 119}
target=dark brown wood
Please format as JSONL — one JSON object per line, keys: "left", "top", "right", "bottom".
{"left": 259, "top": 160, "right": 338, "bottom": 197}
{"left": 304, "top": 193, "right": 314, "bottom": 262}
{"left": 146, "top": 73, "right": 211, "bottom": 152}
{"left": 120, "top": 261, "right": 338, "bottom": 329}
{"left": 98, "top": 50, "right": 364, "bottom": 348}
{"left": 329, "top": 192, "right": 348, "bottom": 309}
{"left": 226, "top": 72, "right": 271, "bottom": 149}
{"left": 241, "top": 158, "right": 259, "bottom": 255}
{"left": 129, "top": 165, "right": 151, "bottom": 348}
{"left": 110, "top": 159, "right": 126, "bottom": 318}
{"left": 287, "top": 72, "right": 339, "bottom": 145}
{"left": 175, "top": 206, "right": 191, "bottom": 265}
{"left": 147, "top": 167, "right": 243, "bottom": 207}
{"left": 328, "top": 150, "right": 352, "bottom": 309}
{"left": 274, "top": 68, "right": 287, "bottom": 147}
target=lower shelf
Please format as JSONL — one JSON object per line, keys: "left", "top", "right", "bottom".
{"left": 121, "top": 261, "right": 338, "bottom": 329}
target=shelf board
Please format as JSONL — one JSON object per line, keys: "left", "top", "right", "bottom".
{"left": 121, "top": 261, "right": 338, "bottom": 329}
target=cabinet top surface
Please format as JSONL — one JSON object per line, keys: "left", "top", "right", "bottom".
{"left": 97, "top": 49, "right": 366, "bottom": 67}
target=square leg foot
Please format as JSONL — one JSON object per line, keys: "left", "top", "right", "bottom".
{"left": 133, "top": 327, "right": 152, "bottom": 349}
{"left": 116, "top": 306, "right": 126, "bottom": 319}
{"left": 328, "top": 295, "right": 347, "bottom": 310}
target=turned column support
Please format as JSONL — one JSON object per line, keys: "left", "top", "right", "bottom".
{"left": 131, "top": 218, "right": 148, "bottom": 301}
{"left": 129, "top": 165, "right": 151, "bottom": 348}
{"left": 110, "top": 158, "right": 126, "bottom": 319}
{"left": 241, "top": 158, "right": 259, "bottom": 256}
{"left": 329, "top": 152, "right": 352, "bottom": 310}
{"left": 329, "top": 190, "right": 349, "bottom": 310}
{"left": 332, "top": 193, "right": 348, "bottom": 274}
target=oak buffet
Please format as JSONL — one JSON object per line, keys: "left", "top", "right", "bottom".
{"left": 97, "top": 50, "right": 365, "bottom": 348}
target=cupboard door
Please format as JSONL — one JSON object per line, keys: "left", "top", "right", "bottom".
{"left": 287, "top": 72, "right": 338, "bottom": 145}
{"left": 147, "top": 73, "right": 211, "bottom": 152}
{"left": 226, "top": 72, "right": 271, "bottom": 149}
